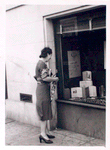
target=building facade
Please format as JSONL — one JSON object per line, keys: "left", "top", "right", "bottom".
{"left": 6, "top": 5, "right": 106, "bottom": 140}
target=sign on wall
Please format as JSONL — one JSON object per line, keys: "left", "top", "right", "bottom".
{"left": 67, "top": 51, "right": 81, "bottom": 78}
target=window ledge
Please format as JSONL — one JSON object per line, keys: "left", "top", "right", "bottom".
{"left": 56, "top": 99, "right": 106, "bottom": 109}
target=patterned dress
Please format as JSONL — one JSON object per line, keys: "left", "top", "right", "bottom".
{"left": 35, "top": 60, "right": 52, "bottom": 121}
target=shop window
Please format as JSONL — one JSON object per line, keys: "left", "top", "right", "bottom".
{"left": 54, "top": 6, "right": 106, "bottom": 104}
{"left": 61, "top": 29, "right": 106, "bottom": 90}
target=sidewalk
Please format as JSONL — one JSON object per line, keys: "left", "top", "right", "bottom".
{"left": 5, "top": 118, "right": 105, "bottom": 146}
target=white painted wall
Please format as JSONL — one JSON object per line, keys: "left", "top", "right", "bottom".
{"left": 6, "top": 5, "right": 44, "bottom": 103}
{"left": 6, "top": 5, "right": 81, "bottom": 126}
{"left": 6, "top": 5, "right": 79, "bottom": 102}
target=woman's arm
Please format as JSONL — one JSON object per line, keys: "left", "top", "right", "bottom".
{"left": 43, "top": 76, "right": 59, "bottom": 82}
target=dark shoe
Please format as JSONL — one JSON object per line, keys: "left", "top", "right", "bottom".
{"left": 47, "top": 134, "right": 55, "bottom": 139}
{"left": 39, "top": 135, "right": 53, "bottom": 144}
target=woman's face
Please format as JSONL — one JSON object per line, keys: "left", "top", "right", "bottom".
{"left": 46, "top": 53, "right": 52, "bottom": 62}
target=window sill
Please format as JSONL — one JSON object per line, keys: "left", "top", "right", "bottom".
{"left": 56, "top": 99, "right": 106, "bottom": 109}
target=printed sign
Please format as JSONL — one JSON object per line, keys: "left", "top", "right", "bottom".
{"left": 67, "top": 51, "right": 81, "bottom": 78}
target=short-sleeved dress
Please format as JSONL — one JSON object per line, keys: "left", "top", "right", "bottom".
{"left": 35, "top": 60, "right": 52, "bottom": 121}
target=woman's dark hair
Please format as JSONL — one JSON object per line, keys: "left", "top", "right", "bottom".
{"left": 39, "top": 47, "right": 52, "bottom": 58}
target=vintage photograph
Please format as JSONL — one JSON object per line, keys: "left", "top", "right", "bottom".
{"left": 5, "top": 4, "right": 106, "bottom": 146}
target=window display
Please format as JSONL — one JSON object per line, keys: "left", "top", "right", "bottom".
{"left": 54, "top": 6, "right": 106, "bottom": 106}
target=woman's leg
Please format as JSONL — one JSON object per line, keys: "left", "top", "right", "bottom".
{"left": 46, "top": 120, "right": 50, "bottom": 134}
{"left": 40, "top": 120, "right": 49, "bottom": 140}
{"left": 45, "top": 121, "right": 55, "bottom": 139}
{"left": 46, "top": 120, "right": 53, "bottom": 135}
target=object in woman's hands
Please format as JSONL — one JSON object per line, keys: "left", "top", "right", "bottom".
{"left": 51, "top": 81, "right": 57, "bottom": 101}
{"left": 50, "top": 69, "right": 58, "bottom": 101}
{"left": 52, "top": 69, "right": 58, "bottom": 77}
{"left": 49, "top": 69, "right": 53, "bottom": 76}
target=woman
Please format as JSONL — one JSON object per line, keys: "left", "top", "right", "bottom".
{"left": 35, "top": 47, "right": 59, "bottom": 144}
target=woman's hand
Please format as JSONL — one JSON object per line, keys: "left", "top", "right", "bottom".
{"left": 54, "top": 77, "right": 59, "bottom": 82}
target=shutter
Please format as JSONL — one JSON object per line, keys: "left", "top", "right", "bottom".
{"left": 60, "top": 17, "right": 77, "bottom": 33}
{"left": 77, "top": 19, "right": 89, "bottom": 30}
{"left": 58, "top": 17, "right": 90, "bottom": 34}
{"left": 92, "top": 16, "right": 106, "bottom": 29}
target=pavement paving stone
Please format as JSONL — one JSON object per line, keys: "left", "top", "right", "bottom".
{"left": 88, "top": 138, "right": 105, "bottom": 146}
{"left": 53, "top": 128, "right": 95, "bottom": 143}
{"left": 11, "top": 134, "right": 63, "bottom": 146}
{"left": 79, "top": 138, "right": 105, "bottom": 146}
{"left": 53, "top": 128, "right": 73, "bottom": 136}
{"left": 50, "top": 133, "right": 67, "bottom": 146}
{"left": 6, "top": 122, "right": 33, "bottom": 136}
{"left": 5, "top": 119, "right": 105, "bottom": 146}
{"left": 6, "top": 131, "right": 40, "bottom": 145}
{"left": 11, "top": 135, "right": 40, "bottom": 146}
{"left": 5, "top": 120, "right": 40, "bottom": 145}
{"left": 80, "top": 143, "right": 93, "bottom": 146}
{"left": 60, "top": 136, "right": 83, "bottom": 146}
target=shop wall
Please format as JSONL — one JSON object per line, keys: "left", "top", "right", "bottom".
{"left": 57, "top": 102, "right": 105, "bottom": 140}
{"left": 6, "top": 5, "right": 80, "bottom": 126}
